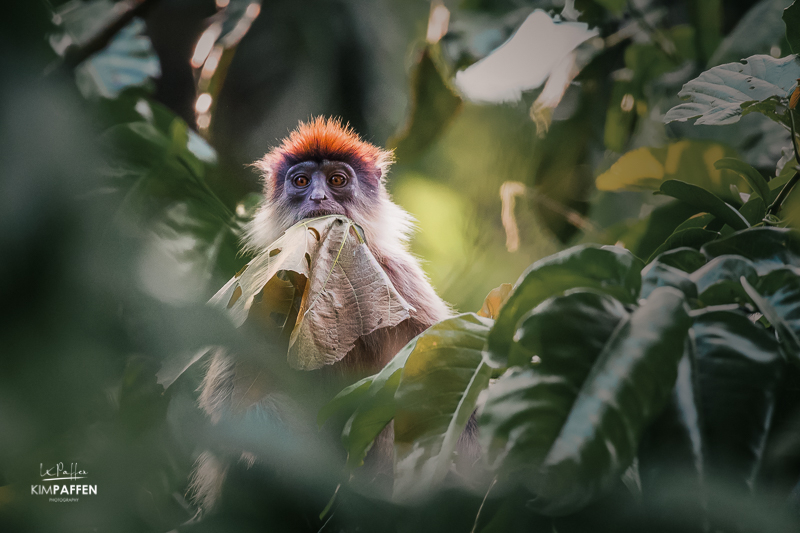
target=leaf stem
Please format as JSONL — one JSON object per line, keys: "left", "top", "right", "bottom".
{"left": 767, "top": 172, "right": 800, "bottom": 218}
{"left": 765, "top": 110, "right": 800, "bottom": 219}
{"left": 790, "top": 109, "right": 800, "bottom": 165}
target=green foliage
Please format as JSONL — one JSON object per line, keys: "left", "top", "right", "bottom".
{"left": 485, "top": 245, "right": 643, "bottom": 367}
{"left": 657, "top": 180, "right": 749, "bottom": 231}
{"left": 388, "top": 46, "right": 463, "bottom": 162}
{"left": 332, "top": 224, "right": 800, "bottom": 524}
{"left": 742, "top": 270, "right": 800, "bottom": 357}
{"left": 714, "top": 157, "right": 771, "bottom": 203}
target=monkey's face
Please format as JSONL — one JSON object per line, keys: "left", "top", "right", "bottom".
{"left": 282, "top": 160, "right": 365, "bottom": 221}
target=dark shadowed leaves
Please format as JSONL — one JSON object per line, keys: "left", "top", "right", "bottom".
{"left": 506, "top": 290, "right": 629, "bottom": 370}
{"left": 640, "top": 260, "right": 697, "bottom": 300}
{"left": 647, "top": 228, "right": 721, "bottom": 263}
{"left": 649, "top": 247, "right": 707, "bottom": 273}
{"left": 742, "top": 268, "right": 800, "bottom": 360}
{"left": 481, "top": 287, "right": 691, "bottom": 515}
{"left": 701, "top": 227, "right": 800, "bottom": 275}
{"left": 637, "top": 350, "right": 705, "bottom": 532}
{"left": 101, "top": 116, "right": 244, "bottom": 292}
{"left": 693, "top": 310, "right": 783, "bottom": 504}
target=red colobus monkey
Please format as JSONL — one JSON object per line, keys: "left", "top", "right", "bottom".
{"left": 192, "top": 117, "right": 452, "bottom": 510}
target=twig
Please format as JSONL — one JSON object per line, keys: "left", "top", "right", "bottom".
{"left": 470, "top": 477, "right": 497, "bottom": 533}
{"left": 53, "top": 0, "right": 162, "bottom": 73}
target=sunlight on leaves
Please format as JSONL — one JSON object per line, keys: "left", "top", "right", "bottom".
{"left": 596, "top": 140, "right": 746, "bottom": 202}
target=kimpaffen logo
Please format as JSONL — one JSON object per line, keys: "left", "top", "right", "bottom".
{"left": 31, "top": 462, "right": 97, "bottom": 503}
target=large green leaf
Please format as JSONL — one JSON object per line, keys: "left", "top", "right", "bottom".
{"left": 393, "top": 313, "right": 493, "bottom": 499}
{"left": 784, "top": 0, "right": 800, "bottom": 55}
{"left": 339, "top": 314, "right": 486, "bottom": 470}
{"left": 507, "top": 290, "right": 629, "bottom": 369}
{"left": 485, "top": 245, "right": 642, "bottom": 368}
{"left": 481, "top": 287, "right": 691, "bottom": 515}
{"left": 738, "top": 195, "right": 768, "bottom": 226}
{"left": 339, "top": 345, "right": 414, "bottom": 470}
{"left": 701, "top": 227, "right": 800, "bottom": 275}
{"left": 742, "top": 268, "right": 800, "bottom": 359}
{"left": 664, "top": 54, "right": 800, "bottom": 126}
{"left": 481, "top": 291, "right": 630, "bottom": 472}
{"left": 692, "top": 310, "right": 783, "bottom": 502}
{"left": 658, "top": 180, "right": 750, "bottom": 231}
{"left": 596, "top": 141, "right": 746, "bottom": 202}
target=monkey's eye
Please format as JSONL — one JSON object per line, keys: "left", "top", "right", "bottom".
{"left": 328, "top": 173, "right": 347, "bottom": 187}
{"left": 293, "top": 175, "right": 310, "bottom": 188}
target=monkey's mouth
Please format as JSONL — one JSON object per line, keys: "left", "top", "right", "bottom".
{"left": 301, "top": 208, "right": 345, "bottom": 219}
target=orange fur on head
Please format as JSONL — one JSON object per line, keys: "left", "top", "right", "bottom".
{"left": 254, "top": 117, "right": 393, "bottom": 198}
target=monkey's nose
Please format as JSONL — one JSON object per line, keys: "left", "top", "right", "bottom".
{"left": 310, "top": 190, "right": 328, "bottom": 202}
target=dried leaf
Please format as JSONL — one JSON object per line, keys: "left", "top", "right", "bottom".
{"left": 478, "top": 283, "right": 514, "bottom": 319}
{"left": 211, "top": 216, "right": 412, "bottom": 370}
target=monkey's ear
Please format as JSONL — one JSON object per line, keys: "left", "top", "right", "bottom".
{"left": 375, "top": 147, "right": 395, "bottom": 184}
{"left": 252, "top": 154, "right": 281, "bottom": 199}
